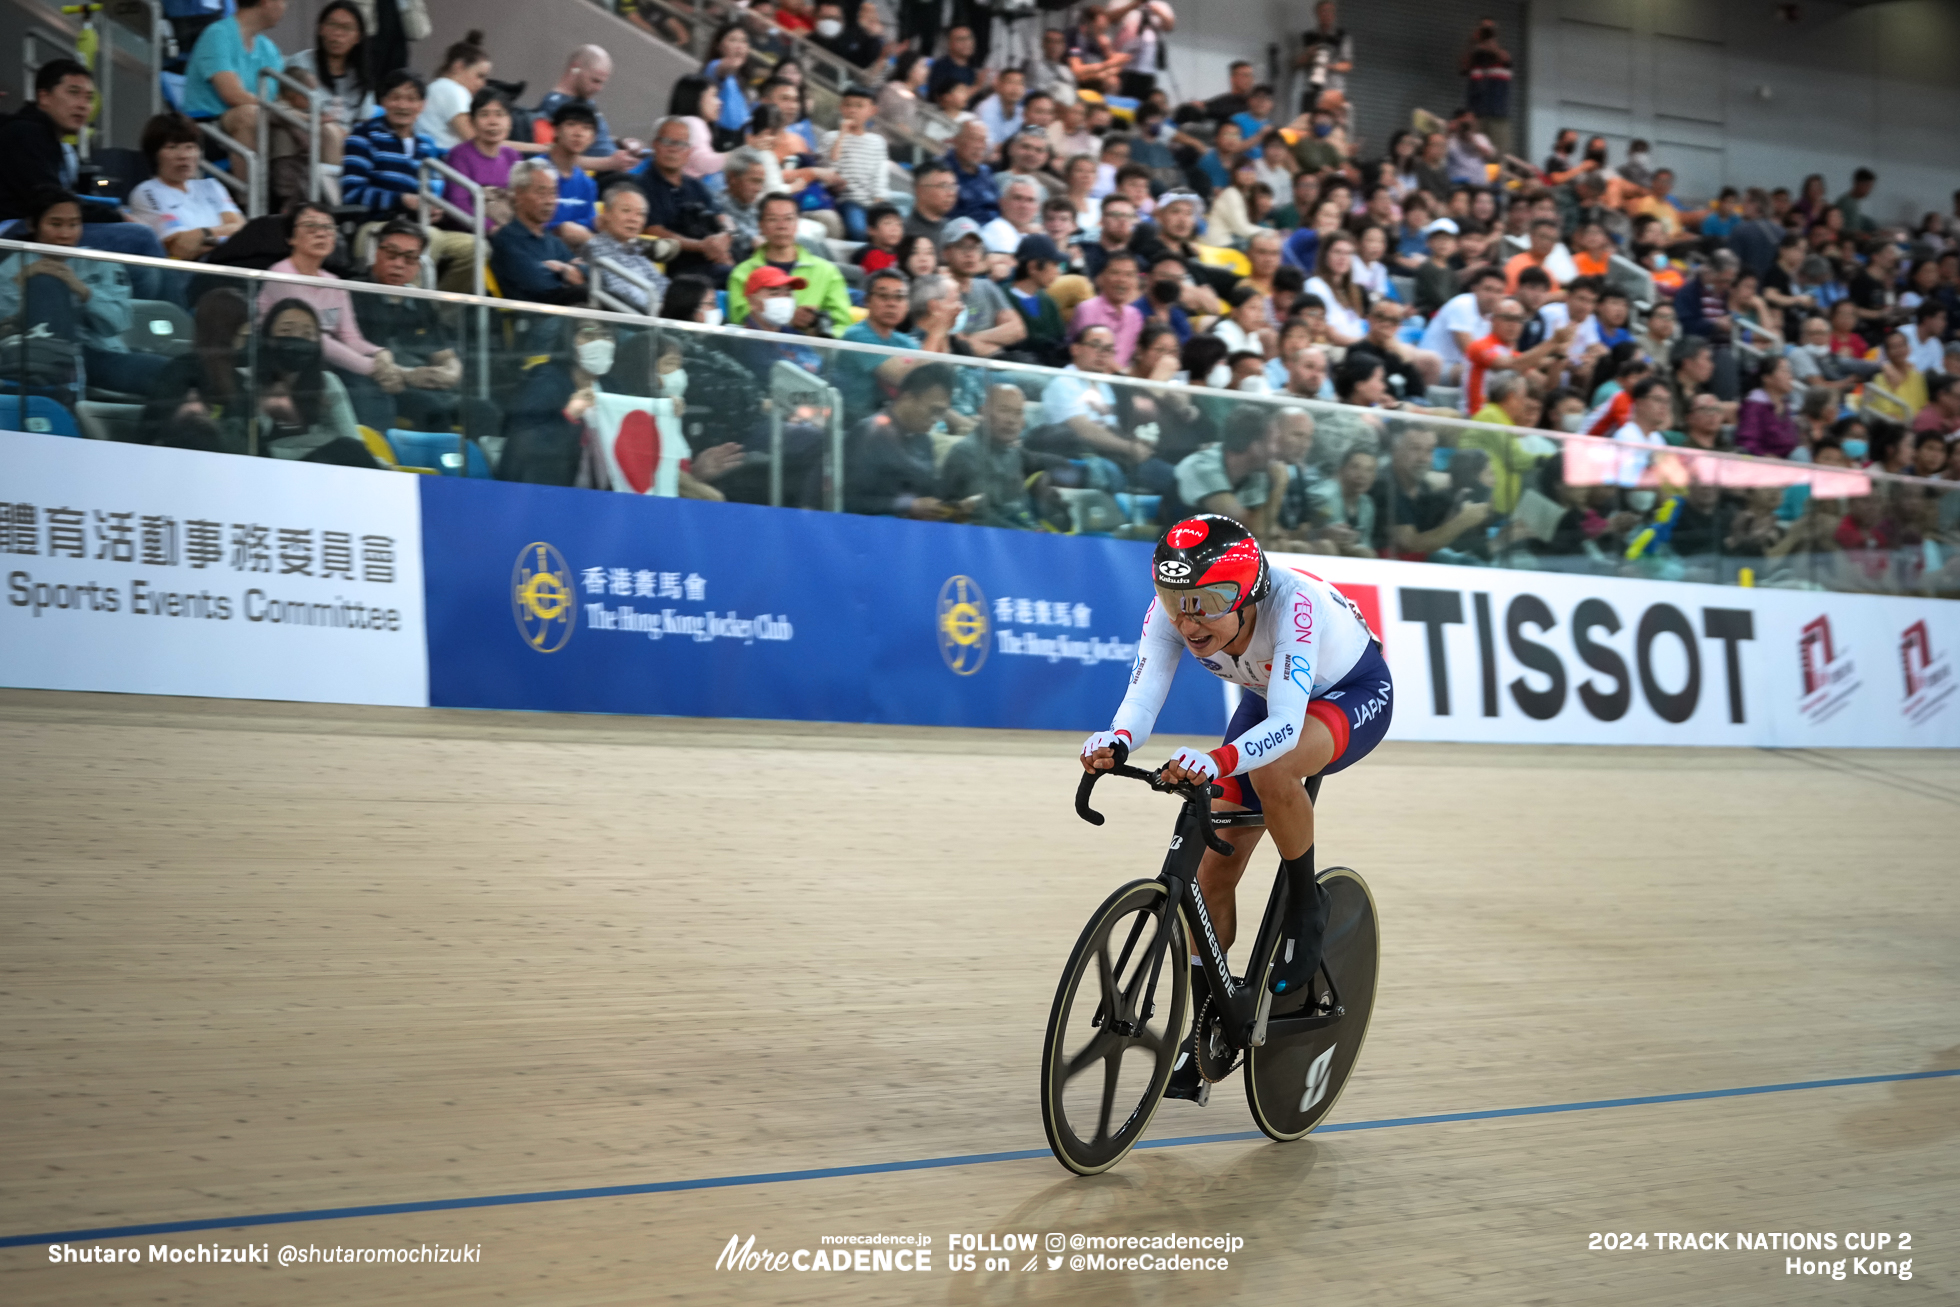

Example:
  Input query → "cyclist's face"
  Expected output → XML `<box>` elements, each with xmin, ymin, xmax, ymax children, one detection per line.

<box><xmin>1167</xmin><ymin>607</ymin><xmax>1240</xmax><ymax>656</ymax></box>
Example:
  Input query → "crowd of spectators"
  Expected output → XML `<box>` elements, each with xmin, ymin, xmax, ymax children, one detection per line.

<box><xmin>3</xmin><ymin>1</ymin><xmax>1958</xmax><ymax>593</ymax></box>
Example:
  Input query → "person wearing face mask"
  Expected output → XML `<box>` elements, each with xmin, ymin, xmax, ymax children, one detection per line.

<box><xmin>250</xmin><ymin>298</ymin><xmax>373</xmax><ymax>464</ymax></box>
<box><xmin>1136</xmin><ymin>254</ymin><xmax>1196</xmax><ymax>344</ymax></box>
<box><xmin>257</xmin><ymin>200</ymin><xmax>401</xmax><ymax>432</ymax></box>
<box><xmin>809</xmin><ymin>0</ymin><xmax>880</xmax><ymax>68</ymax></box>
<box><xmin>496</xmin><ymin>317</ymin><xmax>619</xmax><ymax>485</ymax></box>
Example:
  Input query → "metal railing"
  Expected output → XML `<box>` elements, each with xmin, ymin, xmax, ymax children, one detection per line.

<box><xmin>256</xmin><ymin>67</ymin><xmax>327</xmax><ymax>205</ymax></box>
<box><xmin>768</xmin><ymin>359</ymin><xmax>844</xmax><ymax>513</ymax></box>
<box><xmin>589</xmin><ymin>254</ymin><xmax>656</xmax><ymax>316</ymax></box>
<box><xmin>415</xmin><ymin>156</ymin><xmax>490</xmax><ymax>400</ymax></box>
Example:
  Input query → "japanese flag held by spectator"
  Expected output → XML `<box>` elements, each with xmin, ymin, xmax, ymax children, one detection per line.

<box><xmin>587</xmin><ymin>394</ymin><xmax>688</xmax><ymax>496</ymax></box>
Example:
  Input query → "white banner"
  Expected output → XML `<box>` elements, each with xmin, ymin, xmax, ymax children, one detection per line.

<box><xmin>1269</xmin><ymin>551</ymin><xmax>1959</xmax><ymax>749</ymax></box>
<box><xmin>1</xmin><ymin>432</ymin><xmax>427</xmax><ymax>707</ymax></box>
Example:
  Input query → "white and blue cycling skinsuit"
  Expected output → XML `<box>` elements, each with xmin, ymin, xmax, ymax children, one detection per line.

<box><xmin>1106</xmin><ymin>567</ymin><xmax>1392</xmax><ymax>806</ymax></box>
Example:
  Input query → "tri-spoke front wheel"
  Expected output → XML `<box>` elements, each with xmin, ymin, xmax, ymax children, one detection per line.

<box><xmin>1041</xmin><ymin>880</ymin><xmax>1189</xmax><ymax>1175</ymax></box>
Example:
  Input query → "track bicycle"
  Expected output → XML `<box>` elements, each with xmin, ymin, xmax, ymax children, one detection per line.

<box><xmin>1039</xmin><ymin>744</ymin><xmax>1380</xmax><ymax>1176</ymax></box>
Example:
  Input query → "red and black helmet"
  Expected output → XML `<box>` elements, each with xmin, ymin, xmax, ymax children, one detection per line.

<box><xmin>1152</xmin><ymin>514</ymin><xmax>1268</xmax><ymax>618</ymax></box>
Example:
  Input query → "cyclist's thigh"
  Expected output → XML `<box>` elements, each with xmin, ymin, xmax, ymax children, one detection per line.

<box><xmin>1311</xmin><ymin>640</ymin><xmax>1395</xmax><ymax>777</ymax></box>
<box><xmin>1215</xmin><ymin>690</ymin><xmax>1268</xmax><ymax>813</ymax></box>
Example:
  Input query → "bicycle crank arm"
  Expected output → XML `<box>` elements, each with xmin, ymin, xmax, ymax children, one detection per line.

<box><xmin>1247</xmin><ymin>957</ymin><xmax>1277</xmax><ymax>1047</ymax></box>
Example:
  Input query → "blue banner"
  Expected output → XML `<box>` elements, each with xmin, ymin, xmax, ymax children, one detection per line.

<box><xmin>419</xmin><ymin>478</ymin><xmax>1224</xmax><ymax>737</ymax></box>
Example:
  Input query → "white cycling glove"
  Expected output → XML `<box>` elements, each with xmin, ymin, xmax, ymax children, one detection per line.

<box><xmin>1080</xmin><ymin>729</ymin><xmax>1132</xmax><ymax>760</ymax></box>
<box><xmin>1165</xmin><ymin>746</ymin><xmax>1221</xmax><ymax>781</ymax></box>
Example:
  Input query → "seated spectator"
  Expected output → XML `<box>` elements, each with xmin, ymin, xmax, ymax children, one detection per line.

<box><xmin>353</xmin><ymin>220</ymin><xmax>470</xmax><ymax>433</ymax></box>
<box><xmin>140</xmin><ymin>287</ymin><xmax>250</xmax><ymax>450</ymax></box>
<box><xmin>489</xmin><ymin>160</ymin><xmax>587</xmax><ymax>304</ymax></box>
<box><xmin>1675</xmin><ymin>248</ymin><xmax>1740</xmax><ymax>340</ymax></box>
<box><xmin>983</xmin><ymin>178</ymin><xmax>1044</xmax><ymax>260</ymax></box>
<box><xmin>1372</xmin><ymin>424</ymin><xmax>1490</xmax><ymax>560</ymax></box>
<box><xmin>941</xmin><ymin>383</ymin><xmax>1052</xmax><ymax>529</ymax></box>
<box><xmin>1460</xmin><ymin>371</ymin><xmax>1546</xmax><ymax>512</ymax></box>
<box><xmin>584</xmin><ymin>186</ymin><xmax>670</xmax><ymax>313</ymax></box>
<box><xmin>1167</xmin><ymin>406</ymin><xmax>1280</xmax><ymax>532</ymax></box>
<box><xmin>1138</xmin><ymin>253</ymin><xmax>1198</xmax><ymax>345</ymax></box>
<box><xmin>703</xmin><ymin>25</ymin><xmax>756</xmax><ymax>138</ymax></box>
<box><xmin>129</xmin><ymin>112</ymin><xmax>245</xmax><ymax>260</ymax></box>
<box><xmin>1461</xmin><ymin>295</ymin><xmax>1570</xmax><ymax>416</ymax></box>
<box><xmin>1735</xmin><ymin>354</ymin><xmax>1802</xmax><ymax>458</ymax></box>
<box><xmin>1303</xmin><ymin>445</ymin><xmax>1380</xmax><ymax>557</ymax></box>
<box><xmin>661</xmin><ymin>74</ymin><xmax>730</xmax><ymax>180</ymax></box>
<box><xmin>1070</xmin><ymin>250</ymin><xmax>1146</xmax><ymax>368</ymax></box>
<box><xmin>284</xmin><ymin>2</ymin><xmax>374</xmax><ymax>136</ymax></box>
<box><xmin>940</xmin><ymin>219</ymin><xmax>1028</xmax><ymax>357</ymax></box>
<box><xmin>1504</xmin><ymin>218</ymin><xmax>1564</xmax><ymax>295</ymax></box>
<box><xmin>499</xmin><ymin>317</ymin><xmax>618</xmax><ymax>485</ymax></box>
<box><xmin>639</xmin><ymin>116</ymin><xmax>734</xmax><ymax>280</ymax></box>
<box><xmin>243</xmin><ymin>300</ymin><xmax>370</xmax><ymax>465</ymax></box>
<box><xmin>1210</xmin><ymin>281</ymin><xmax>1272</xmax><ymax>359</ymax></box>
<box><xmin>1866</xmin><ymin>329</ymin><xmax>1930</xmax><ymax>424</ymax></box>
<box><xmin>810</xmin><ymin>0</ymin><xmax>881</xmax><ymax>68</ymax></box>
<box><xmin>855</xmin><ymin>204</ymin><xmax>905</xmax><ymax>273</ymax></box>
<box><xmin>1029</xmin><ymin>27</ymin><xmax>1079</xmax><ymax>103</ymax></box>
<box><xmin>928</xmin><ymin>24</ymin><xmax>986</xmax><ymax>100</ymax></box>
<box><xmin>1411</xmin><ymin>218</ymin><xmax>1461</xmax><ymax>316</ymax></box>
<box><xmin>537</xmin><ymin>102</ymin><xmax>603</xmax><ymax>247</ymax></box>
<box><xmin>897</xmin><ymin>234</ymin><xmax>943</xmax><ymax>281</ymax></box>
<box><xmin>846</xmin><ymin>362</ymin><xmax>957</xmax><ymax>518</ymax></box>
<box><xmin>1081</xmin><ymin>195</ymin><xmax>1148</xmax><ymax>281</ymax></box>
<box><xmin>943</xmin><ymin>121</ymin><xmax>1002</xmax><ymax>223</ymax></box>
<box><xmin>727</xmin><ymin>192</ymin><xmax>854</xmax><ymax>334</ymax></box>
<box><xmin>1038</xmin><ymin>324</ymin><xmax>1170</xmax><ymax>488</ymax></box>
<box><xmin>975</xmin><ymin>67</ymin><xmax>1028</xmax><ymax>147</ymax></box>
<box><xmin>1003</xmin><ymin>124</ymin><xmax>1065</xmax><ymax>202</ymax></box>
<box><xmin>819</xmin><ymin>84</ymin><xmax>888</xmax><ymax>242</ymax></box>
<box><xmin>1913</xmin><ymin>373</ymin><xmax>1960</xmax><ymax>440</ymax></box>
<box><xmin>418</xmin><ymin>31</ymin><xmax>492</xmax><ymax>153</ymax></box>
<box><xmin>180</xmin><ymin>0</ymin><xmax>292</xmax><ymax>202</ymax></box>
<box><xmin>1006</xmin><ymin>234</ymin><xmax>1070</xmax><ymax>367</ymax></box>
<box><xmin>0</xmin><ymin>64</ymin><xmax>166</xmax><ymax>273</ymax></box>
<box><xmin>715</xmin><ymin>147</ymin><xmax>769</xmax><ymax>259</ymax></box>
<box><xmin>534</xmin><ymin>45</ymin><xmax>640</xmax><ymax>174</ymax></box>
<box><xmin>257</xmin><ymin>200</ymin><xmax>398</xmax><ymax>430</ymax></box>
<box><xmin>1679</xmin><ymin>391</ymin><xmax>1732</xmax><ymax>451</ymax></box>
<box><xmin>758</xmin><ymin>77</ymin><xmax>820</xmax><ymax>154</ymax></box>
<box><xmin>876</xmin><ymin>50</ymin><xmax>930</xmax><ymax>136</ymax></box>
<box><xmin>833</xmin><ymin>268</ymin><xmax>919</xmax><ymax>422</ymax></box>
<box><xmin>444</xmin><ymin>89</ymin><xmax>522</xmax><ymax>231</ymax></box>
<box><xmin>1911</xmin><ymin>429</ymin><xmax>1950</xmax><ymax>477</ymax></box>
<box><xmin>0</xmin><ymin>187</ymin><xmax>162</xmax><ymax>398</ymax></box>
<box><xmin>1306</xmin><ymin>231</ymin><xmax>1371</xmax><ymax>345</ymax></box>
<box><xmin>1900</xmin><ymin>299</ymin><xmax>1947</xmax><ymax>375</ymax></box>
<box><xmin>1350</xmin><ymin>300</ymin><xmax>1438</xmax><ymax>396</ymax></box>
<box><xmin>906</xmin><ymin>161</ymin><xmax>960</xmax><ymax>247</ymax></box>
<box><xmin>345</xmin><ymin>72</ymin><xmax>479</xmax><ymax>293</ymax></box>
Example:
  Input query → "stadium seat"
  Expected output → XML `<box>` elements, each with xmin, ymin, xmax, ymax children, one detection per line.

<box><xmin>123</xmin><ymin>300</ymin><xmax>195</xmax><ymax>357</ymax></box>
<box><xmin>75</xmin><ymin>401</ymin><xmax>145</xmax><ymax>443</ymax></box>
<box><xmin>1195</xmin><ymin>245</ymin><xmax>1252</xmax><ymax>278</ymax></box>
<box><xmin>0</xmin><ymin>395</ymin><xmax>83</xmax><ymax>437</ymax></box>
<box><xmin>356</xmin><ymin>425</ymin><xmax>403</xmax><ymax>468</ymax></box>
<box><xmin>386</xmin><ymin>429</ymin><xmax>492</xmax><ymax>477</ymax></box>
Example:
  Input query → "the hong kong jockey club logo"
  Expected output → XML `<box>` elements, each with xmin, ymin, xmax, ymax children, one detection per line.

<box><xmin>512</xmin><ymin>541</ymin><xmax>576</xmax><ymax>653</ymax></box>
<box><xmin>937</xmin><ymin>574</ymin><xmax>990</xmax><ymax>676</ymax></box>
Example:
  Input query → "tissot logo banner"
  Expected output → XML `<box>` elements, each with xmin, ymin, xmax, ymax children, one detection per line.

<box><xmin>1267</xmin><ymin>552</ymin><xmax>1960</xmax><ymax>748</ymax></box>
<box><xmin>0</xmin><ymin>431</ymin><xmax>426</xmax><ymax>706</ymax></box>
<box><xmin>418</xmin><ymin>478</ymin><xmax>1218</xmax><ymax>732</ymax></box>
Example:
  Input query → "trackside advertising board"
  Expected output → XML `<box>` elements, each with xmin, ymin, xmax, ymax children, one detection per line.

<box><xmin>417</xmin><ymin>476</ymin><xmax>1225</xmax><ymax>734</ymax></box>
<box><xmin>0</xmin><ymin>431</ymin><xmax>426</xmax><ymax>706</ymax></box>
<box><xmin>1266</xmin><ymin>551</ymin><xmax>1960</xmax><ymax>749</ymax></box>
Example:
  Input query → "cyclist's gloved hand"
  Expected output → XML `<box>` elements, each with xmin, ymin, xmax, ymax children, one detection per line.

<box><xmin>1080</xmin><ymin>729</ymin><xmax>1131</xmax><ymax>772</ymax></box>
<box><xmin>1161</xmin><ymin>747</ymin><xmax>1221</xmax><ymax>785</ymax></box>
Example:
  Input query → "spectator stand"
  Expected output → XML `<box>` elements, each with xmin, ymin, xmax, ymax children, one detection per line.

<box><xmin>412</xmin><ymin>157</ymin><xmax>492</xmax><ymax>406</ymax></box>
<box><xmin>587</xmin><ymin>255</ymin><xmax>657</xmax><ymax>316</ymax></box>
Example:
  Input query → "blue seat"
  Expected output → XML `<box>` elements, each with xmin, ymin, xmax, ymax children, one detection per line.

<box><xmin>385</xmin><ymin>429</ymin><xmax>491</xmax><ymax>477</ymax></box>
<box><xmin>0</xmin><ymin>395</ymin><xmax>82</xmax><ymax>438</ymax></box>
<box><xmin>1115</xmin><ymin>492</ymin><xmax>1162</xmax><ymax>523</ymax></box>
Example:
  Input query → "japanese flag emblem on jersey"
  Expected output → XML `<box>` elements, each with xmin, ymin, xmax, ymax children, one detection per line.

<box><xmin>587</xmin><ymin>394</ymin><xmax>689</xmax><ymax>497</ymax></box>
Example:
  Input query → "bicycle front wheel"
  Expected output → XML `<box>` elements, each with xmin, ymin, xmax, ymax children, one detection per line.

<box><xmin>1243</xmin><ymin>866</ymin><xmax>1380</xmax><ymax>1142</ymax></box>
<box><xmin>1040</xmin><ymin>879</ymin><xmax>1190</xmax><ymax>1176</ymax></box>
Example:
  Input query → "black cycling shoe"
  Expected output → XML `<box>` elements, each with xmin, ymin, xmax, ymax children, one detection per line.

<box><xmin>1164</xmin><ymin>1033</ymin><xmax>1211</xmax><ymax>1105</ymax></box>
<box><xmin>1269</xmin><ymin>874</ymin><xmax>1331</xmax><ymax>998</ymax></box>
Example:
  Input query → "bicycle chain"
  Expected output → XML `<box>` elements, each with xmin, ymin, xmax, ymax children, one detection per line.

<box><xmin>1193</xmin><ymin>993</ymin><xmax>1241</xmax><ymax>1082</ymax></box>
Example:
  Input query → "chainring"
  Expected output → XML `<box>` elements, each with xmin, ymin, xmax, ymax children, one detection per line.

<box><xmin>1193</xmin><ymin>993</ymin><xmax>1242</xmax><ymax>1082</ymax></box>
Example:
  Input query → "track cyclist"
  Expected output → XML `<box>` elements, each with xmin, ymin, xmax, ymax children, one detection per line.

<box><xmin>1080</xmin><ymin>514</ymin><xmax>1393</xmax><ymax>1103</ymax></box>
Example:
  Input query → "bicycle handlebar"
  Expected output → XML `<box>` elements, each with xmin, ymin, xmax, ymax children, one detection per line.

<box><xmin>1074</xmin><ymin>741</ymin><xmax>1235</xmax><ymax>855</ymax></box>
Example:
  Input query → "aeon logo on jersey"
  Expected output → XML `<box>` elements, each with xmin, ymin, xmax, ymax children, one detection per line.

<box><xmin>1900</xmin><ymin>619</ymin><xmax>1953</xmax><ymax>726</ymax></box>
<box><xmin>1292</xmin><ymin>593</ymin><xmax>1314</xmax><ymax>642</ymax></box>
<box><xmin>1797</xmin><ymin>615</ymin><xmax>1859</xmax><ymax>725</ymax></box>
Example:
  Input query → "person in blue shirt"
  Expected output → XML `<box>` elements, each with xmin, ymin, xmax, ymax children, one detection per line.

<box><xmin>541</xmin><ymin>101</ymin><xmax>602</xmax><ymax>243</ymax></box>
<box><xmin>181</xmin><ymin>0</ymin><xmax>288</xmax><ymax>194</ymax></box>
<box><xmin>943</xmin><ymin>121</ymin><xmax>1001</xmax><ymax>224</ymax></box>
<box><xmin>489</xmin><ymin>159</ymin><xmax>587</xmax><ymax>304</ymax></box>
<box><xmin>704</xmin><ymin>23</ymin><xmax>754</xmax><ymax>138</ymax></box>
<box><xmin>1197</xmin><ymin>120</ymin><xmax>1246</xmax><ymax>195</ymax></box>
<box><xmin>1229</xmin><ymin>85</ymin><xmax>1278</xmax><ymax>147</ymax></box>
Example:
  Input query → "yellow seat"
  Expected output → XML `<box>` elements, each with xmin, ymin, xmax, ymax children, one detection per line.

<box><xmin>1195</xmin><ymin>245</ymin><xmax>1252</xmax><ymax>278</ymax></box>
<box><xmin>357</xmin><ymin>425</ymin><xmax>400</xmax><ymax>468</ymax></box>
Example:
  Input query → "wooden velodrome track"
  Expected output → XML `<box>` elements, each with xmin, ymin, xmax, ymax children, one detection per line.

<box><xmin>0</xmin><ymin>687</ymin><xmax>1955</xmax><ymax>1305</ymax></box>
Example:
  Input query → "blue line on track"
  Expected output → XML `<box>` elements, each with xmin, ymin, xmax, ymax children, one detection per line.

<box><xmin>4</xmin><ymin>1068</ymin><xmax>1953</xmax><ymax>1249</ymax></box>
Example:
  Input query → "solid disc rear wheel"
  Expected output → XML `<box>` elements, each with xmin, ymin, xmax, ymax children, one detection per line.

<box><xmin>1243</xmin><ymin>867</ymin><xmax>1379</xmax><ymax>1142</ymax></box>
<box><xmin>1041</xmin><ymin>880</ymin><xmax>1190</xmax><ymax>1175</ymax></box>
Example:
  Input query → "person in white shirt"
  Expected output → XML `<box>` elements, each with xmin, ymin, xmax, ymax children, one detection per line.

<box><xmin>1611</xmin><ymin>376</ymin><xmax>1672</xmax><ymax>488</ymax></box>
<box><xmin>128</xmin><ymin>112</ymin><xmax>245</xmax><ymax>260</ymax></box>
<box><xmin>1900</xmin><ymin>300</ymin><xmax>1948</xmax><ymax>375</ymax></box>
<box><xmin>1304</xmin><ymin>231</ymin><xmax>1370</xmax><ymax>345</ymax></box>
<box><xmin>1418</xmin><ymin>266</ymin><xmax>1504</xmax><ymax>383</ymax></box>
<box><xmin>416</xmin><ymin>31</ymin><xmax>490</xmax><ymax>153</ymax></box>
<box><xmin>981</xmin><ymin>177</ymin><xmax>1042</xmax><ymax>256</ymax></box>
<box><xmin>1210</xmin><ymin>282</ymin><xmax>1272</xmax><ymax>357</ymax></box>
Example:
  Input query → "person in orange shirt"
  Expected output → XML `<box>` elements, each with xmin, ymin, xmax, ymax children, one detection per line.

<box><xmin>1464</xmin><ymin>294</ymin><xmax>1573</xmax><ymax>412</ymax></box>
<box><xmin>1503</xmin><ymin>218</ymin><xmax>1563</xmax><ymax>295</ymax></box>
<box><xmin>1570</xmin><ymin>219</ymin><xmax>1613</xmax><ymax>279</ymax></box>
